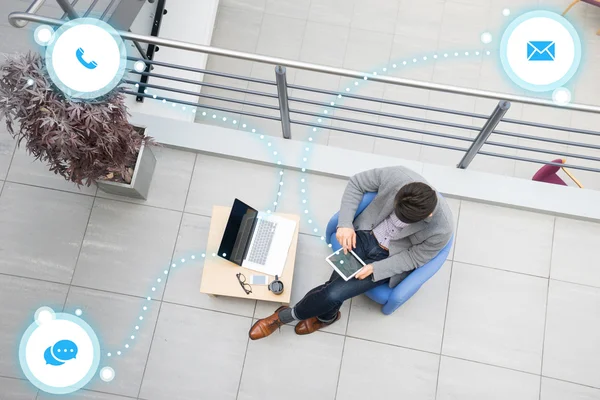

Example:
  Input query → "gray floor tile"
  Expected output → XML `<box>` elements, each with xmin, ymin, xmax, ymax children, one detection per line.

<box><xmin>97</xmin><ymin>147</ymin><xmax>195</xmax><ymax>212</ymax></box>
<box><xmin>327</xmin><ymin>78</ymin><xmax>384</xmax><ymax>153</ymax></box>
<box><xmin>541</xmin><ymin>377</ymin><xmax>600</xmax><ymax>400</ymax></box>
<box><xmin>395</xmin><ymin>0</ymin><xmax>444</xmax><ymax>41</ymax></box>
<box><xmin>477</xmin><ymin>55</ymin><xmax>519</xmax><ymax>94</ymax></box>
<box><xmin>253</xmin><ymin>233</ymin><xmax>351</xmax><ymax>335</ymax></box>
<box><xmin>444</xmin><ymin>197</ymin><xmax>461</xmax><ymax>260</ymax></box>
<box><xmin>163</xmin><ymin>213</ymin><xmax>257</xmax><ymax>317</ymax></box>
<box><xmin>351</xmin><ymin>0</ymin><xmax>400</xmax><ymax>34</ymax></box>
<box><xmin>197</xmin><ymin>53</ymin><xmax>252</xmax><ymax>122</ymax></box>
<box><xmin>543</xmin><ymin>280</ymin><xmax>600</xmax><ymax>388</ymax></box>
<box><xmin>468</xmin><ymin>137</ymin><xmax>519</xmax><ymax>177</ymax></box>
<box><xmin>275</xmin><ymin>169</ymin><xmax>348</xmax><ymax>237</ymax></box>
<box><xmin>139</xmin><ymin>303</ymin><xmax>250</xmax><ymax>400</ymax></box>
<box><xmin>436</xmin><ymin>356</ymin><xmax>540</xmax><ymax>400</ymax></box>
<box><xmin>565</xmin><ymin>145</ymin><xmax>600</xmax><ymax>192</ymax></box>
<box><xmin>327</xmin><ymin>130</ymin><xmax>377</xmax><ymax>153</ymax></box>
<box><xmin>454</xmin><ymin>201</ymin><xmax>554</xmax><ymax>277</ymax></box>
<box><xmin>388</xmin><ymin>34</ymin><xmax>437</xmax><ymax>81</ymax></box>
<box><xmin>551</xmin><ymin>217</ymin><xmax>600</xmax><ymax>288</ymax></box>
<box><xmin>219</xmin><ymin>0</ymin><xmax>266</xmax><ymax>13</ymax></box>
<box><xmin>308</xmin><ymin>0</ymin><xmax>356</xmax><ymax>27</ymax></box>
<box><xmin>343</xmin><ymin>28</ymin><xmax>394</xmax><ymax>71</ymax></box>
<box><xmin>0</xmin><ymin>275</ymin><xmax>68</xmax><ymax>378</ymax></box>
<box><xmin>432</xmin><ymin>50</ymin><xmax>482</xmax><ymax>88</ymax></box>
<box><xmin>291</xmin><ymin>122</ymin><xmax>331</xmax><ymax>146</ymax></box>
<box><xmin>72</xmin><ymin>199</ymin><xmax>181</xmax><ymax>298</ymax></box>
<box><xmin>439</xmin><ymin>1</ymin><xmax>489</xmax><ymax>48</ymax></box>
<box><xmin>265</xmin><ymin>0</ymin><xmax>311</xmax><ymax>20</ymax></box>
<box><xmin>238</xmin><ymin>325</ymin><xmax>344</xmax><ymax>400</ymax></box>
<box><xmin>0</xmin><ymin>183</ymin><xmax>93</xmax><ymax>283</ymax></box>
<box><xmin>38</xmin><ymin>389</ymin><xmax>136</xmax><ymax>400</ymax></box>
<box><xmin>299</xmin><ymin>21</ymin><xmax>350</xmax><ymax>67</ymax></box>
<box><xmin>346</xmin><ymin>261</ymin><xmax>451</xmax><ymax>353</ymax></box>
<box><xmin>418</xmin><ymin>132</ymin><xmax>469</xmax><ymax>170</ymax></box>
<box><xmin>336</xmin><ymin>337</ymin><xmax>438</xmax><ymax>400</ymax></box>
<box><xmin>372</xmin><ymin>85</ymin><xmax>431</xmax><ymax>162</ymax></box>
<box><xmin>236</xmin><ymin>113</ymin><xmax>286</xmax><ymax>140</ymax></box>
<box><xmin>442</xmin><ymin>263</ymin><xmax>547</xmax><ymax>374</ymax></box>
<box><xmin>63</xmin><ymin>287</ymin><xmax>160</xmax><ymax>398</ymax></box>
<box><xmin>372</xmin><ymin>135</ymin><xmax>423</xmax><ymax>162</ymax></box>
<box><xmin>185</xmin><ymin>155</ymin><xmax>280</xmax><ymax>216</ymax></box>
<box><xmin>288</xmin><ymin>70</ymin><xmax>340</xmax><ymax>145</ymax></box>
<box><xmin>211</xmin><ymin>5</ymin><xmax>264</xmax><ymax>52</ymax></box>
<box><xmin>8</xmin><ymin>146</ymin><xmax>97</xmax><ymax>196</ymax></box>
<box><xmin>0</xmin><ymin>377</ymin><xmax>38</xmax><ymax>400</ymax></box>
<box><xmin>419</xmin><ymin>94</ymin><xmax>475</xmax><ymax>168</ymax></box>
<box><xmin>0</xmin><ymin>20</ymin><xmax>37</xmax><ymax>55</ymax></box>
<box><xmin>0</xmin><ymin>125</ymin><xmax>15</xmax><ymax>181</ymax></box>
<box><xmin>255</xmin><ymin>13</ymin><xmax>307</xmax><ymax>60</ymax></box>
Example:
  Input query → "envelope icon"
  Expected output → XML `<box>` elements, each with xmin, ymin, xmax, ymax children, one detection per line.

<box><xmin>527</xmin><ymin>41</ymin><xmax>555</xmax><ymax>61</ymax></box>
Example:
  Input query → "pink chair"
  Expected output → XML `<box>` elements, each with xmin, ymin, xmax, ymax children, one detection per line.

<box><xmin>563</xmin><ymin>0</ymin><xmax>600</xmax><ymax>35</ymax></box>
<box><xmin>532</xmin><ymin>158</ymin><xmax>584</xmax><ymax>188</ymax></box>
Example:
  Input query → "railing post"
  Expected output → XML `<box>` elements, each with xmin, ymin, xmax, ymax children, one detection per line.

<box><xmin>275</xmin><ymin>66</ymin><xmax>292</xmax><ymax>139</ymax></box>
<box><xmin>55</xmin><ymin>0</ymin><xmax>80</xmax><ymax>20</ymax></box>
<box><xmin>457</xmin><ymin>100</ymin><xmax>511</xmax><ymax>169</ymax></box>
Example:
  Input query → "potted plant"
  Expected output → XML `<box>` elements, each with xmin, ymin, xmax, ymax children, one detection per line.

<box><xmin>0</xmin><ymin>52</ymin><xmax>156</xmax><ymax>199</ymax></box>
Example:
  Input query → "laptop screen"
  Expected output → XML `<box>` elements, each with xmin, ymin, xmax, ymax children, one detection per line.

<box><xmin>218</xmin><ymin>199</ymin><xmax>258</xmax><ymax>265</ymax></box>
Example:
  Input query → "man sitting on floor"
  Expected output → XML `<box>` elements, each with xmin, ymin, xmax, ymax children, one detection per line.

<box><xmin>249</xmin><ymin>166</ymin><xmax>454</xmax><ymax>340</ymax></box>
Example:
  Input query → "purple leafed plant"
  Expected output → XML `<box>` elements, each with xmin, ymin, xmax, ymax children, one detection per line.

<box><xmin>0</xmin><ymin>52</ymin><xmax>154</xmax><ymax>186</ymax></box>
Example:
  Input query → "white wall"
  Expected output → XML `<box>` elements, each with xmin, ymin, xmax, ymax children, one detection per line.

<box><xmin>124</xmin><ymin>0</ymin><xmax>220</xmax><ymax>122</ymax></box>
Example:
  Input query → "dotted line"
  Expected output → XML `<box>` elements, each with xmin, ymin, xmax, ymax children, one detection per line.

<box><xmin>106</xmin><ymin>253</ymin><xmax>200</xmax><ymax>357</ymax></box>
<box><xmin>106</xmin><ymin>81</ymin><xmax>288</xmax><ymax>357</ymax></box>
<box><xmin>298</xmin><ymin>49</ymin><xmax>492</xmax><ymax>248</ymax></box>
<box><xmin>113</xmin><ymin>48</ymin><xmax>494</xmax><ymax>357</ymax></box>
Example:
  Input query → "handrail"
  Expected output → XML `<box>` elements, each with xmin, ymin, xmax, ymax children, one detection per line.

<box><xmin>9</xmin><ymin>0</ymin><xmax>47</xmax><ymax>27</ymax></box>
<box><xmin>8</xmin><ymin>12</ymin><xmax>600</xmax><ymax>115</ymax></box>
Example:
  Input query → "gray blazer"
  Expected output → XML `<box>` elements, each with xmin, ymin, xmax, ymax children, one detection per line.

<box><xmin>337</xmin><ymin>166</ymin><xmax>454</xmax><ymax>288</ymax></box>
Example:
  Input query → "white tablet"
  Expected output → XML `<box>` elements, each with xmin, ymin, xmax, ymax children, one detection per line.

<box><xmin>325</xmin><ymin>249</ymin><xmax>367</xmax><ymax>281</ymax></box>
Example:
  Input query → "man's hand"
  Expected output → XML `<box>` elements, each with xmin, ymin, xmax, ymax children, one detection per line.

<box><xmin>355</xmin><ymin>264</ymin><xmax>373</xmax><ymax>280</ymax></box>
<box><xmin>336</xmin><ymin>227</ymin><xmax>356</xmax><ymax>254</ymax></box>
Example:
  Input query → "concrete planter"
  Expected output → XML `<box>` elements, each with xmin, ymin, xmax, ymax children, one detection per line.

<box><xmin>96</xmin><ymin>142</ymin><xmax>157</xmax><ymax>200</ymax></box>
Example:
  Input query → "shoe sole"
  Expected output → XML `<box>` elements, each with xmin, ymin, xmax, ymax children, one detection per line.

<box><xmin>248</xmin><ymin>305</ymin><xmax>288</xmax><ymax>340</ymax></box>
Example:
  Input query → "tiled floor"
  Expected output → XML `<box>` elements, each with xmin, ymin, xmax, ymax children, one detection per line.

<box><xmin>1</xmin><ymin>1</ymin><xmax>600</xmax><ymax>399</ymax></box>
<box><xmin>0</xmin><ymin>135</ymin><xmax>599</xmax><ymax>399</ymax></box>
<box><xmin>198</xmin><ymin>0</ymin><xmax>600</xmax><ymax>190</ymax></box>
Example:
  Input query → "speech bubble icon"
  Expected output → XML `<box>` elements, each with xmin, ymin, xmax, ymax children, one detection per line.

<box><xmin>44</xmin><ymin>346</ymin><xmax>65</xmax><ymax>366</ymax></box>
<box><xmin>52</xmin><ymin>339</ymin><xmax>78</xmax><ymax>361</ymax></box>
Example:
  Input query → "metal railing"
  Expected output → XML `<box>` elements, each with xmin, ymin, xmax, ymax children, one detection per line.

<box><xmin>8</xmin><ymin>3</ymin><xmax>600</xmax><ymax>176</ymax></box>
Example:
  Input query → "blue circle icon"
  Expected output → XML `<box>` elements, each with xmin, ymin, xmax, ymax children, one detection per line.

<box><xmin>45</xmin><ymin>18</ymin><xmax>127</xmax><ymax>99</ymax></box>
<box><xmin>19</xmin><ymin>308</ymin><xmax>101</xmax><ymax>395</ymax></box>
<box><xmin>500</xmin><ymin>10</ymin><xmax>582</xmax><ymax>92</ymax></box>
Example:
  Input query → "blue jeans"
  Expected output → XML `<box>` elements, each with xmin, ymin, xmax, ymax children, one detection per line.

<box><xmin>293</xmin><ymin>230</ymin><xmax>389</xmax><ymax>321</ymax></box>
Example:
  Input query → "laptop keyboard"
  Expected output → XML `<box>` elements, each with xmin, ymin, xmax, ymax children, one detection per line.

<box><xmin>247</xmin><ymin>219</ymin><xmax>277</xmax><ymax>266</ymax></box>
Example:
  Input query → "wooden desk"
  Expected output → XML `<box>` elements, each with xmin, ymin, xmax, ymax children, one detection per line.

<box><xmin>200</xmin><ymin>206</ymin><xmax>300</xmax><ymax>305</ymax></box>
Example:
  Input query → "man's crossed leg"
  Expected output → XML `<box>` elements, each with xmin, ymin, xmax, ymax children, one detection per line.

<box><xmin>249</xmin><ymin>230</ymin><xmax>389</xmax><ymax>340</ymax></box>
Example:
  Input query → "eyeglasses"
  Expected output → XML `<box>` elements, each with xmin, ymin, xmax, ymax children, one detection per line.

<box><xmin>236</xmin><ymin>273</ymin><xmax>252</xmax><ymax>295</ymax></box>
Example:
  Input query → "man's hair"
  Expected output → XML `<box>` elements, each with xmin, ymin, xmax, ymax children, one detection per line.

<box><xmin>394</xmin><ymin>182</ymin><xmax>438</xmax><ymax>224</ymax></box>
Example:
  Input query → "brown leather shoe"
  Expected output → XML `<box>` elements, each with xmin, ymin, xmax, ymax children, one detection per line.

<box><xmin>248</xmin><ymin>306</ymin><xmax>288</xmax><ymax>340</ymax></box>
<box><xmin>295</xmin><ymin>312</ymin><xmax>341</xmax><ymax>335</ymax></box>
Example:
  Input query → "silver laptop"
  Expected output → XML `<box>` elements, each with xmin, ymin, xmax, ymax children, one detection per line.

<box><xmin>218</xmin><ymin>199</ymin><xmax>296</xmax><ymax>275</ymax></box>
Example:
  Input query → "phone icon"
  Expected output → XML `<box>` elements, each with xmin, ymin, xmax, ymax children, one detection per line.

<box><xmin>75</xmin><ymin>47</ymin><xmax>98</xmax><ymax>70</ymax></box>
